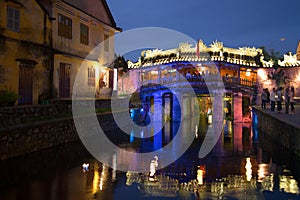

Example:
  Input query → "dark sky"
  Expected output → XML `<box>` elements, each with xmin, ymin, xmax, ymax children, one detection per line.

<box><xmin>107</xmin><ymin>0</ymin><xmax>300</xmax><ymax>59</ymax></box>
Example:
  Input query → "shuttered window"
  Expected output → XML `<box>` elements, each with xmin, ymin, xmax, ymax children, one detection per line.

<box><xmin>7</xmin><ymin>6</ymin><xmax>20</xmax><ymax>32</ymax></box>
<box><xmin>80</xmin><ymin>23</ymin><xmax>89</xmax><ymax>45</ymax></box>
<box><xmin>58</xmin><ymin>13</ymin><xmax>72</xmax><ymax>39</ymax></box>
<box><xmin>88</xmin><ymin>67</ymin><xmax>95</xmax><ymax>87</ymax></box>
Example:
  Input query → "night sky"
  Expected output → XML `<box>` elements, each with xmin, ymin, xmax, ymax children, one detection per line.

<box><xmin>107</xmin><ymin>0</ymin><xmax>300</xmax><ymax>59</ymax></box>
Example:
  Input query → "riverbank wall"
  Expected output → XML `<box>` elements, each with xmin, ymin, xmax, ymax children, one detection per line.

<box><xmin>252</xmin><ymin>106</ymin><xmax>300</xmax><ymax>158</ymax></box>
<box><xmin>0</xmin><ymin>99</ymin><xmax>130</xmax><ymax>160</ymax></box>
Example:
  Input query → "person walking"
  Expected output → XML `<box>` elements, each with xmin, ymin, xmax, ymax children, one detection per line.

<box><xmin>290</xmin><ymin>86</ymin><xmax>295</xmax><ymax>114</ymax></box>
<box><xmin>270</xmin><ymin>88</ymin><xmax>276</xmax><ymax>112</ymax></box>
<box><xmin>284</xmin><ymin>87</ymin><xmax>290</xmax><ymax>114</ymax></box>
<box><xmin>277</xmin><ymin>87</ymin><xmax>283</xmax><ymax>113</ymax></box>
<box><xmin>261</xmin><ymin>89</ymin><xmax>267</xmax><ymax>110</ymax></box>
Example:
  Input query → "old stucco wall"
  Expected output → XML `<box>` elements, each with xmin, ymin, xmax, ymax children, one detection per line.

<box><xmin>0</xmin><ymin>0</ymin><xmax>53</xmax><ymax>104</ymax></box>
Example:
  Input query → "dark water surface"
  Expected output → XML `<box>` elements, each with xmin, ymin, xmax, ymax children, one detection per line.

<box><xmin>0</xmin><ymin>118</ymin><xmax>300</xmax><ymax>200</ymax></box>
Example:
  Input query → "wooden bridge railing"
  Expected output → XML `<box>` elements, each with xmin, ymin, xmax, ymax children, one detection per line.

<box><xmin>142</xmin><ymin>75</ymin><xmax>256</xmax><ymax>88</ymax></box>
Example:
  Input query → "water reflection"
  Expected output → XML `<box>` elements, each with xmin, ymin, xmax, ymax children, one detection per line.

<box><xmin>92</xmin><ymin>169</ymin><xmax>100</xmax><ymax>194</ymax></box>
<box><xmin>280</xmin><ymin>174</ymin><xmax>299</xmax><ymax>194</ymax></box>
<box><xmin>245</xmin><ymin>157</ymin><xmax>252</xmax><ymax>182</ymax></box>
<box><xmin>196</xmin><ymin>165</ymin><xmax>205</xmax><ymax>185</ymax></box>
<box><xmin>0</xmin><ymin>118</ymin><xmax>300</xmax><ymax>199</ymax></box>
<box><xmin>82</xmin><ymin>163</ymin><xmax>90</xmax><ymax>172</ymax></box>
<box><xmin>111</xmin><ymin>117</ymin><xmax>300</xmax><ymax>199</ymax></box>
<box><xmin>258</xmin><ymin>163</ymin><xmax>270</xmax><ymax>183</ymax></box>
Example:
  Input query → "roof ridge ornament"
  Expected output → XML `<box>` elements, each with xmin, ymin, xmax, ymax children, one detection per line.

<box><xmin>127</xmin><ymin>40</ymin><xmax>300</xmax><ymax>68</ymax></box>
<box><xmin>260</xmin><ymin>55</ymin><xmax>274</xmax><ymax>68</ymax></box>
<box><xmin>278</xmin><ymin>52</ymin><xmax>300</xmax><ymax>67</ymax></box>
<box><xmin>209</xmin><ymin>40</ymin><xmax>223</xmax><ymax>51</ymax></box>
<box><xmin>179</xmin><ymin>42</ymin><xmax>194</xmax><ymax>53</ymax></box>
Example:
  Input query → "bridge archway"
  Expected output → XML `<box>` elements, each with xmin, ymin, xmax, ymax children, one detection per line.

<box><xmin>162</xmin><ymin>92</ymin><xmax>173</xmax><ymax>143</ymax></box>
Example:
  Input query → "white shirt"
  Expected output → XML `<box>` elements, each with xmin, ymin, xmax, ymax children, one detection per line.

<box><xmin>270</xmin><ymin>91</ymin><xmax>276</xmax><ymax>101</ymax></box>
<box><xmin>277</xmin><ymin>90</ymin><xmax>283</xmax><ymax>101</ymax></box>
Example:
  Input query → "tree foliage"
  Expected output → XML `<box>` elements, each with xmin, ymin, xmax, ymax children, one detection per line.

<box><xmin>260</xmin><ymin>46</ymin><xmax>283</xmax><ymax>69</ymax></box>
<box><xmin>260</xmin><ymin>46</ymin><xmax>287</xmax><ymax>87</ymax></box>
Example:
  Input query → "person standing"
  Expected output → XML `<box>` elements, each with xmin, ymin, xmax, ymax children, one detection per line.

<box><xmin>284</xmin><ymin>87</ymin><xmax>290</xmax><ymax>114</ymax></box>
<box><xmin>186</xmin><ymin>71</ymin><xmax>192</xmax><ymax>78</ymax></box>
<box><xmin>261</xmin><ymin>89</ymin><xmax>267</xmax><ymax>110</ymax></box>
<box><xmin>270</xmin><ymin>88</ymin><xmax>276</xmax><ymax>112</ymax></box>
<box><xmin>265</xmin><ymin>88</ymin><xmax>270</xmax><ymax>109</ymax></box>
<box><xmin>277</xmin><ymin>87</ymin><xmax>283</xmax><ymax>113</ymax></box>
<box><xmin>290</xmin><ymin>86</ymin><xmax>295</xmax><ymax>114</ymax></box>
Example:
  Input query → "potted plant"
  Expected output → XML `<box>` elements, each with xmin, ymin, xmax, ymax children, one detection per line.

<box><xmin>0</xmin><ymin>90</ymin><xmax>19</xmax><ymax>107</ymax></box>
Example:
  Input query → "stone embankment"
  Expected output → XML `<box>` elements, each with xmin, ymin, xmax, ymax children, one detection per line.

<box><xmin>0</xmin><ymin>99</ymin><xmax>130</xmax><ymax>160</ymax></box>
<box><xmin>252</xmin><ymin>106</ymin><xmax>300</xmax><ymax>158</ymax></box>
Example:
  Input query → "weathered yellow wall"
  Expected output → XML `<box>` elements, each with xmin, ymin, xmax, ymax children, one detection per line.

<box><xmin>52</xmin><ymin>1</ymin><xmax>117</xmax><ymax>98</ymax></box>
<box><xmin>53</xmin><ymin>54</ymin><xmax>111</xmax><ymax>98</ymax></box>
<box><xmin>0</xmin><ymin>0</ymin><xmax>50</xmax><ymax>44</ymax></box>
<box><xmin>52</xmin><ymin>1</ymin><xmax>116</xmax><ymax>59</ymax></box>
<box><xmin>0</xmin><ymin>0</ymin><xmax>52</xmax><ymax>104</ymax></box>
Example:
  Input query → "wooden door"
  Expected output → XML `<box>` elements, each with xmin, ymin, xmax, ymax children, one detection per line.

<box><xmin>59</xmin><ymin>63</ymin><xmax>71</xmax><ymax>98</ymax></box>
<box><xmin>19</xmin><ymin>65</ymin><xmax>33</xmax><ymax>104</ymax></box>
<box><xmin>109</xmin><ymin>70</ymin><xmax>113</xmax><ymax>89</ymax></box>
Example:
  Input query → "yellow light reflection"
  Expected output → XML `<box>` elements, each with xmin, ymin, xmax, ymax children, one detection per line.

<box><xmin>126</xmin><ymin>172</ymin><xmax>132</xmax><ymax>186</ymax></box>
<box><xmin>280</xmin><ymin>175</ymin><xmax>300</xmax><ymax>194</ymax></box>
<box><xmin>245</xmin><ymin>157</ymin><xmax>252</xmax><ymax>182</ymax></box>
<box><xmin>92</xmin><ymin>171</ymin><xmax>99</xmax><ymax>194</ymax></box>
<box><xmin>99</xmin><ymin>165</ymin><xmax>107</xmax><ymax>191</ymax></box>
<box><xmin>257</xmin><ymin>163</ymin><xmax>269</xmax><ymax>183</ymax></box>
<box><xmin>197</xmin><ymin>165</ymin><xmax>206</xmax><ymax>185</ymax></box>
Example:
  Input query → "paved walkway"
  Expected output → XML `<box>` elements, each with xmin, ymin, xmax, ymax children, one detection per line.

<box><xmin>253</xmin><ymin>104</ymin><xmax>300</xmax><ymax>129</ymax></box>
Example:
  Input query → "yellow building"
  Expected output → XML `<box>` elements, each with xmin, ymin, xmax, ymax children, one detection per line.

<box><xmin>0</xmin><ymin>0</ymin><xmax>53</xmax><ymax>105</ymax></box>
<box><xmin>0</xmin><ymin>0</ymin><xmax>121</xmax><ymax>105</ymax></box>
<box><xmin>49</xmin><ymin>0</ymin><xmax>121</xmax><ymax>99</ymax></box>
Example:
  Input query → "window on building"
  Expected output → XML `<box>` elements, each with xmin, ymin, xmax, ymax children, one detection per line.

<box><xmin>58</xmin><ymin>13</ymin><xmax>72</xmax><ymax>39</ymax></box>
<box><xmin>0</xmin><ymin>65</ymin><xmax>5</xmax><ymax>83</ymax></box>
<box><xmin>80</xmin><ymin>23</ymin><xmax>89</xmax><ymax>45</ymax></box>
<box><xmin>6</xmin><ymin>6</ymin><xmax>20</xmax><ymax>32</ymax></box>
<box><xmin>88</xmin><ymin>67</ymin><xmax>95</xmax><ymax>87</ymax></box>
<box><xmin>104</xmin><ymin>34</ymin><xmax>109</xmax><ymax>52</ymax></box>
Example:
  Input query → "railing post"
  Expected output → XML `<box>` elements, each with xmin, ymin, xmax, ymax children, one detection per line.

<box><xmin>176</xmin><ymin>70</ymin><xmax>179</xmax><ymax>82</ymax></box>
<box><xmin>158</xmin><ymin>68</ymin><xmax>161</xmax><ymax>85</ymax></box>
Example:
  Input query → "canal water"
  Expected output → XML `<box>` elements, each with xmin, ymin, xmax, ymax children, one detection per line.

<box><xmin>0</xmin><ymin>114</ymin><xmax>300</xmax><ymax>199</ymax></box>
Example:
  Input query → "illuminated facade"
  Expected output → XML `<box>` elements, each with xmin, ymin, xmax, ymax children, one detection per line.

<box><xmin>0</xmin><ymin>0</ymin><xmax>120</xmax><ymax>105</ymax></box>
<box><xmin>258</xmin><ymin>50</ymin><xmax>300</xmax><ymax>98</ymax></box>
<box><xmin>123</xmin><ymin>41</ymin><xmax>271</xmax><ymax>124</ymax></box>
<box><xmin>122</xmin><ymin>40</ymin><xmax>300</xmax><ymax>124</ymax></box>
<box><xmin>46</xmin><ymin>0</ymin><xmax>121</xmax><ymax>99</ymax></box>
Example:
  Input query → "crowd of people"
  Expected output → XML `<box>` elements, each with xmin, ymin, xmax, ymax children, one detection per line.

<box><xmin>261</xmin><ymin>86</ymin><xmax>295</xmax><ymax>114</ymax></box>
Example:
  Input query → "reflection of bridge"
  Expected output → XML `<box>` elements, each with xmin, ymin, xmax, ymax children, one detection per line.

<box><xmin>125</xmin><ymin>171</ymin><xmax>299</xmax><ymax>199</ymax></box>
